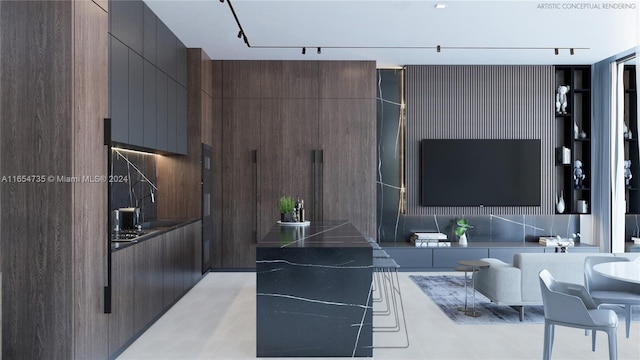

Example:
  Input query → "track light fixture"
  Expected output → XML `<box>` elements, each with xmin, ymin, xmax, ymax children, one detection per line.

<box><xmin>437</xmin><ymin>45</ymin><xmax>441</xmax><ymax>53</ymax></box>
<box><xmin>302</xmin><ymin>47</ymin><xmax>306</xmax><ymax>54</ymax></box>
<box><xmin>554</xmin><ymin>48</ymin><xmax>559</xmax><ymax>55</ymax></box>
<box><xmin>317</xmin><ymin>47</ymin><xmax>321</xmax><ymax>54</ymax></box>
<box><xmin>237</xmin><ymin>30</ymin><xmax>242</xmax><ymax>38</ymax></box>
<box><xmin>570</xmin><ymin>48</ymin><xmax>574</xmax><ymax>55</ymax></box>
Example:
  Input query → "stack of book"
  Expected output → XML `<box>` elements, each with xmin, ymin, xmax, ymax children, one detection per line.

<box><xmin>538</xmin><ymin>236</ymin><xmax>574</xmax><ymax>247</ymax></box>
<box><xmin>410</xmin><ymin>232</ymin><xmax>450</xmax><ymax>247</ymax></box>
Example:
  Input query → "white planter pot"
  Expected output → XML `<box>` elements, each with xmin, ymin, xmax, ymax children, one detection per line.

<box><xmin>459</xmin><ymin>233</ymin><xmax>468</xmax><ymax>247</ymax></box>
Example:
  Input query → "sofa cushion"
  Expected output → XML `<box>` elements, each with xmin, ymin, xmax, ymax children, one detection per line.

<box><xmin>513</xmin><ymin>253</ymin><xmax>613</xmax><ymax>302</ymax></box>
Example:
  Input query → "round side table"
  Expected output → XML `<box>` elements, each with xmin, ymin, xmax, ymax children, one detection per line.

<box><xmin>454</xmin><ymin>266</ymin><xmax>473</xmax><ymax>312</ymax></box>
<box><xmin>457</xmin><ymin>260</ymin><xmax>490</xmax><ymax>317</ymax></box>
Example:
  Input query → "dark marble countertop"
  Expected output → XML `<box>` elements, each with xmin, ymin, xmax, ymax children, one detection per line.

<box><xmin>258</xmin><ymin>220</ymin><xmax>371</xmax><ymax>248</ymax></box>
<box><xmin>111</xmin><ymin>218</ymin><xmax>199</xmax><ymax>252</ymax></box>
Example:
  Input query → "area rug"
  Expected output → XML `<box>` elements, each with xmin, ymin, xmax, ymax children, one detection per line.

<box><xmin>409</xmin><ymin>275</ymin><xmax>639</xmax><ymax>325</ymax></box>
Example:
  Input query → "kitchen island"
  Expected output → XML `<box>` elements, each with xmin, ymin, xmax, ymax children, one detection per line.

<box><xmin>256</xmin><ymin>220</ymin><xmax>373</xmax><ymax>357</ymax></box>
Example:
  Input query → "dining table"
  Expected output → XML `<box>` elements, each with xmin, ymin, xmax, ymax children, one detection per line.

<box><xmin>593</xmin><ymin>261</ymin><xmax>640</xmax><ymax>284</ymax></box>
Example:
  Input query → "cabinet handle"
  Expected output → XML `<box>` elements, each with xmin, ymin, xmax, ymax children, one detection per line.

<box><xmin>253</xmin><ymin>149</ymin><xmax>259</xmax><ymax>243</ymax></box>
<box><xmin>313</xmin><ymin>149</ymin><xmax>324</xmax><ymax>221</ymax></box>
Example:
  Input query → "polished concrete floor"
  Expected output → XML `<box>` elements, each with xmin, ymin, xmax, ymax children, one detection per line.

<box><xmin>118</xmin><ymin>272</ymin><xmax>640</xmax><ymax>360</ymax></box>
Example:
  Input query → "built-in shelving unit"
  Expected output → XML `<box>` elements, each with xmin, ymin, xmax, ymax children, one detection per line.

<box><xmin>624</xmin><ymin>65</ymin><xmax>639</xmax><ymax>213</ymax></box>
<box><xmin>554</xmin><ymin>65</ymin><xmax>592</xmax><ymax>214</ymax></box>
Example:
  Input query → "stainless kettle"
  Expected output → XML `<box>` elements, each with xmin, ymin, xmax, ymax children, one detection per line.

<box><xmin>119</xmin><ymin>207</ymin><xmax>140</xmax><ymax>229</ymax></box>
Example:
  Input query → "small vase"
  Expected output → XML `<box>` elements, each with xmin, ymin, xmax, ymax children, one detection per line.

<box><xmin>459</xmin><ymin>233</ymin><xmax>468</xmax><ymax>247</ymax></box>
<box><xmin>556</xmin><ymin>192</ymin><xmax>565</xmax><ymax>214</ymax></box>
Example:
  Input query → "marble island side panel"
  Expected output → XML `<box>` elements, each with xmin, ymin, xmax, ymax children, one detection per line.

<box><xmin>256</xmin><ymin>221</ymin><xmax>373</xmax><ymax>357</ymax></box>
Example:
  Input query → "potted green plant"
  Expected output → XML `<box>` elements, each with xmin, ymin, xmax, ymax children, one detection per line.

<box><xmin>278</xmin><ymin>196</ymin><xmax>295</xmax><ymax>222</ymax></box>
<box><xmin>455</xmin><ymin>218</ymin><xmax>473</xmax><ymax>247</ymax></box>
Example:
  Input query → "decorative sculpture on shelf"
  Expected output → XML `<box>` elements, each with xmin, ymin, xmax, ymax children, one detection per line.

<box><xmin>625</xmin><ymin>160</ymin><xmax>633</xmax><ymax>188</ymax></box>
<box><xmin>624</xmin><ymin>122</ymin><xmax>633</xmax><ymax>140</ymax></box>
<box><xmin>556</xmin><ymin>85</ymin><xmax>570</xmax><ymax>114</ymax></box>
<box><xmin>573</xmin><ymin>160</ymin><xmax>585</xmax><ymax>189</ymax></box>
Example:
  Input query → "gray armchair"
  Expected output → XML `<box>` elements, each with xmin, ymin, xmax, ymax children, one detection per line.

<box><xmin>539</xmin><ymin>269</ymin><xmax>618</xmax><ymax>360</ymax></box>
<box><xmin>584</xmin><ymin>256</ymin><xmax>640</xmax><ymax>338</ymax></box>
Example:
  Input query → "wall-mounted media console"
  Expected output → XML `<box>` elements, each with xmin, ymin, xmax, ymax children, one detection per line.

<box><xmin>420</xmin><ymin>139</ymin><xmax>541</xmax><ymax>207</ymax></box>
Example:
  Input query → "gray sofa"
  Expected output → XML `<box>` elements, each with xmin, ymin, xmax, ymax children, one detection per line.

<box><xmin>474</xmin><ymin>252</ymin><xmax>639</xmax><ymax>320</ymax></box>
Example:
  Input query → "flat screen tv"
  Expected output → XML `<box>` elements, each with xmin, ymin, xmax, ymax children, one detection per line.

<box><xmin>420</xmin><ymin>139</ymin><xmax>541</xmax><ymax>207</ymax></box>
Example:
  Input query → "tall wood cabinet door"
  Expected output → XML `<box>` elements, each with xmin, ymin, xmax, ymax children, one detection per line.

<box><xmin>133</xmin><ymin>236</ymin><xmax>164</xmax><ymax>335</ymax></box>
<box><xmin>222</xmin><ymin>99</ymin><xmax>260</xmax><ymax>268</ymax></box>
<box><xmin>259</xmin><ymin>99</ymin><xmax>319</xmax><ymax>239</ymax></box>
<box><xmin>108</xmin><ymin>247</ymin><xmax>135</xmax><ymax>355</ymax></box>
<box><xmin>319</xmin><ymin>98</ymin><xmax>376</xmax><ymax>238</ymax></box>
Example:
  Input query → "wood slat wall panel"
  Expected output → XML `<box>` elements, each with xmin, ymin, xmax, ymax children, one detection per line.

<box><xmin>71</xmin><ymin>1</ymin><xmax>109</xmax><ymax>358</ymax></box>
<box><xmin>405</xmin><ymin>65</ymin><xmax>555</xmax><ymax>215</ymax></box>
<box><xmin>1</xmin><ymin>2</ymin><xmax>74</xmax><ymax>358</ymax></box>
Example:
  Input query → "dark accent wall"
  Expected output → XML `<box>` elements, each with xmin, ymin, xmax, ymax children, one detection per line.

<box><xmin>406</xmin><ymin>65</ymin><xmax>555</xmax><ymax>216</ymax></box>
<box><xmin>376</xmin><ymin>68</ymin><xmax>580</xmax><ymax>243</ymax></box>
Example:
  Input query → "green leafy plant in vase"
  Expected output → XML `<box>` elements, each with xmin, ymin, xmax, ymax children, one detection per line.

<box><xmin>455</xmin><ymin>218</ymin><xmax>473</xmax><ymax>247</ymax></box>
<box><xmin>278</xmin><ymin>196</ymin><xmax>295</xmax><ymax>222</ymax></box>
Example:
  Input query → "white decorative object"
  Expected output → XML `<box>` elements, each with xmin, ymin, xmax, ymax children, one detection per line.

<box><xmin>458</xmin><ymin>233</ymin><xmax>468</xmax><ymax>247</ymax></box>
<box><xmin>277</xmin><ymin>220</ymin><xmax>310</xmax><ymax>227</ymax></box>
<box><xmin>573</xmin><ymin>160</ymin><xmax>585</xmax><ymax>188</ymax></box>
<box><xmin>556</xmin><ymin>85</ymin><xmax>570</xmax><ymax>114</ymax></box>
<box><xmin>625</xmin><ymin>160</ymin><xmax>633</xmax><ymax>188</ymax></box>
<box><xmin>577</xmin><ymin>200</ymin><xmax>588</xmax><ymax>213</ymax></box>
<box><xmin>574</xmin><ymin>122</ymin><xmax>579</xmax><ymax>139</ymax></box>
<box><xmin>556</xmin><ymin>192</ymin><xmax>565</xmax><ymax>213</ymax></box>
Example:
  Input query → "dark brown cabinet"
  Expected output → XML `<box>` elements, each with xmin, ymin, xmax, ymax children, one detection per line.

<box><xmin>133</xmin><ymin>234</ymin><xmax>164</xmax><ymax>334</ymax></box>
<box><xmin>109</xmin><ymin>221</ymin><xmax>202</xmax><ymax>358</ymax></box>
<box><xmin>220</xmin><ymin>60</ymin><xmax>376</xmax><ymax>268</ymax></box>
<box><xmin>222</xmin><ymin>98</ymin><xmax>261</xmax><ymax>267</ymax></box>
<box><xmin>109</xmin><ymin>245</ymin><xmax>135</xmax><ymax>355</ymax></box>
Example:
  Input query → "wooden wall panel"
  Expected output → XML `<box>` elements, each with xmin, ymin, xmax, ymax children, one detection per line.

<box><xmin>320</xmin><ymin>99</ymin><xmax>377</xmax><ymax>238</ymax></box>
<box><xmin>211</xmin><ymin>60</ymin><xmax>223</xmax><ymax>99</ymax></box>
<box><xmin>319</xmin><ymin>61</ymin><xmax>376</xmax><ymax>99</ymax></box>
<box><xmin>405</xmin><ymin>65</ymin><xmax>555</xmax><ymax>215</ymax></box>
<box><xmin>212</xmin><ymin>97</ymin><xmax>224</xmax><ymax>268</ymax></box>
<box><xmin>259</xmin><ymin>99</ymin><xmax>319</xmax><ymax>238</ymax></box>
<box><xmin>1</xmin><ymin>1</ymin><xmax>74</xmax><ymax>358</ymax></box>
<box><xmin>222</xmin><ymin>99</ymin><xmax>261</xmax><ymax>267</ymax></box>
<box><xmin>260</xmin><ymin>61</ymin><xmax>319</xmax><ymax>99</ymax></box>
<box><xmin>222</xmin><ymin>60</ymin><xmax>262</xmax><ymax>98</ymax></box>
<box><xmin>71</xmin><ymin>1</ymin><xmax>109</xmax><ymax>358</ymax></box>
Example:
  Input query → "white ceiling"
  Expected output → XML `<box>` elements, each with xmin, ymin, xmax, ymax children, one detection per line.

<box><xmin>145</xmin><ymin>0</ymin><xmax>639</xmax><ymax>67</ymax></box>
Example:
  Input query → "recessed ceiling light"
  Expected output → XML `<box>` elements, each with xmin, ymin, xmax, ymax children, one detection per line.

<box><xmin>435</xmin><ymin>4</ymin><xmax>447</xmax><ymax>9</ymax></box>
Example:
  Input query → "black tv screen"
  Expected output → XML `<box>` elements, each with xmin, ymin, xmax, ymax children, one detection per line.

<box><xmin>420</xmin><ymin>139</ymin><xmax>541</xmax><ymax>207</ymax></box>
